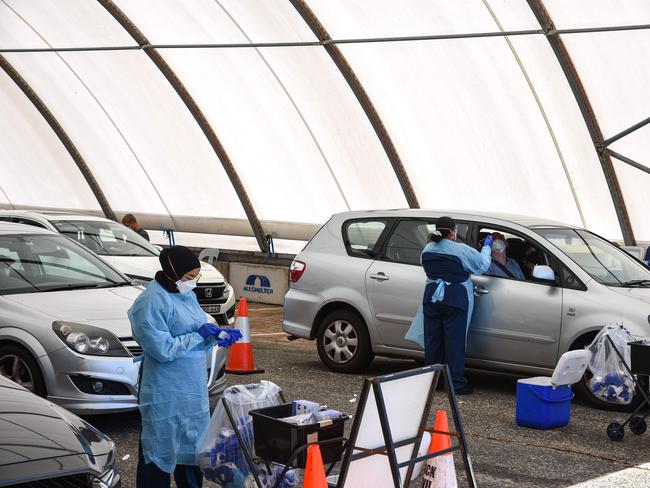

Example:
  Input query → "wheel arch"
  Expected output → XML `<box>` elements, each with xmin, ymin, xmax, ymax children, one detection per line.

<box><xmin>310</xmin><ymin>301</ymin><xmax>368</xmax><ymax>340</ymax></box>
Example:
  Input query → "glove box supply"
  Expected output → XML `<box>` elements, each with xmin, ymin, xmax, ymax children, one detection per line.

<box><xmin>249</xmin><ymin>403</ymin><xmax>349</xmax><ymax>468</ymax></box>
<box><xmin>516</xmin><ymin>349</ymin><xmax>588</xmax><ymax>429</ymax></box>
<box><xmin>291</xmin><ymin>400</ymin><xmax>320</xmax><ymax>416</ymax></box>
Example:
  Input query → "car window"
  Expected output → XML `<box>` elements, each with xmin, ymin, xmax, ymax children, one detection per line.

<box><xmin>536</xmin><ymin>228</ymin><xmax>650</xmax><ymax>287</ymax></box>
<box><xmin>51</xmin><ymin>220</ymin><xmax>158</xmax><ymax>257</ymax></box>
<box><xmin>383</xmin><ymin>220</ymin><xmax>468</xmax><ymax>266</ymax></box>
<box><xmin>478</xmin><ymin>226</ymin><xmax>551</xmax><ymax>282</ymax></box>
<box><xmin>343</xmin><ymin>219</ymin><xmax>390</xmax><ymax>259</ymax></box>
<box><xmin>0</xmin><ymin>234</ymin><xmax>128</xmax><ymax>294</ymax></box>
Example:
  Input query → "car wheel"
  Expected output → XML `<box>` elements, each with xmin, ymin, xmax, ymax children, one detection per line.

<box><xmin>571</xmin><ymin>337</ymin><xmax>646</xmax><ymax>412</ymax></box>
<box><xmin>316</xmin><ymin>309</ymin><xmax>373</xmax><ymax>373</ymax></box>
<box><xmin>0</xmin><ymin>344</ymin><xmax>46</xmax><ymax>397</ymax></box>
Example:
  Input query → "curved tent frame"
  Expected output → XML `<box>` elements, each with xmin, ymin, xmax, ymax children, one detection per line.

<box><xmin>1</xmin><ymin>1</ymin><xmax>649</xmax><ymax>247</ymax></box>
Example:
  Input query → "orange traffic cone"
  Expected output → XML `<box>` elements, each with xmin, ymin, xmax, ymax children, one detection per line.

<box><xmin>422</xmin><ymin>410</ymin><xmax>457</xmax><ymax>488</ymax></box>
<box><xmin>225</xmin><ymin>298</ymin><xmax>265</xmax><ymax>374</ymax></box>
<box><xmin>303</xmin><ymin>444</ymin><xmax>327</xmax><ymax>488</ymax></box>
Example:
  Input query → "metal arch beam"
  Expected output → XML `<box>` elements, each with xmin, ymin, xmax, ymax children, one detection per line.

<box><xmin>0</xmin><ymin>54</ymin><xmax>116</xmax><ymax>221</ymax></box>
<box><xmin>526</xmin><ymin>0</ymin><xmax>636</xmax><ymax>245</ymax></box>
<box><xmin>97</xmin><ymin>0</ymin><xmax>268</xmax><ymax>252</ymax></box>
<box><xmin>289</xmin><ymin>0</ymin><xmax>420</xmax><ymax>209</ymax></box>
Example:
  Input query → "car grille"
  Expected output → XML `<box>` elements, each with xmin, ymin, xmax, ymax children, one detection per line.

<box><xmin>194</xmin><ymin>282</ymin><xmax>228</xmax><ymax>304</ymax></box>
<box><xmin>120</xmin><ymin>338</ymin><xmax>143</xmax><ymax>357</ymax></box>
<box><xmin>10</xmin><ymin>473</ymin><xmax>91</xmax><ymax>487</ymax></box>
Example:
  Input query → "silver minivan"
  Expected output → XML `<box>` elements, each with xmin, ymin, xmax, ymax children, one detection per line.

<box><xmin>283</xmin><ymin>210</ymin><xmax>650</xmax><ymax>407</ymax></box>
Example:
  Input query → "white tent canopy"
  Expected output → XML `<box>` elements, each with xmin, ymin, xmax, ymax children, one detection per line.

<box><xmin>1</xmin><ymin>0</ymin><xmax>649</xmax><ymax>251</ymax></box>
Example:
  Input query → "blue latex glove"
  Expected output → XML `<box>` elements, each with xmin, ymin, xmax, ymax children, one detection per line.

<box><xmin>483</xmin><ymin>235</ymin><xmax>494</xmax><ymax>247</ymax></box>
<box><xmin>216</xmin><ymin>328</ymin><xmax>243</xmax><ymax>347</ymax></box>
<box><xmin>198</xmin><ymin>323</ymin><xmax>220</xmax><ymax>340</ymax></box>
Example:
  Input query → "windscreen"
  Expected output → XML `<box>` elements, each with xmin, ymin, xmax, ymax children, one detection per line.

<box><xmin>52</xmin><ymin>220</ymin><xmax>158</xmax><ymax>257</ymax></box>
<box><xmin>0</xmin><ymin>234</ymin><xmax>128</xmax><ymax>294</ymax></box>
<box><xmin>536</xmin><ymin>228</ymin><xmax>650</xmax><ymax>287</ymax></box>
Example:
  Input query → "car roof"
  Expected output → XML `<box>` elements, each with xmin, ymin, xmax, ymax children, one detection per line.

<box><xmin>0</xmin><ymin>221</ymin><xmax>57</xmax><ymax>234</ymax></box>
<box><xmin>330</xmin><ymin>209</ymin><xmax>579</xmax><ymax>229</ymax></box>
<box><xmin>0</xmin><ymin>209</ymin><xmax>109</xmax><ymax>223</ymax></box>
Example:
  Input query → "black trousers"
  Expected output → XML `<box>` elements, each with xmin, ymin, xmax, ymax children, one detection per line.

<box><xmin>136</xmin><ymin>442</ymin><xmax>202</xmax><ymax>488</ymax></box>
<box><xmin>423</xmin><ymin>301</ymin><xmax>468</xmax><ymax>390</ymax></box>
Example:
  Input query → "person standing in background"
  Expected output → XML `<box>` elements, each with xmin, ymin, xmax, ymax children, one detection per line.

<box><xmin>122</xmin><ymin>213</ymin><xmax>150</xmax><ymax>241</ymax></box>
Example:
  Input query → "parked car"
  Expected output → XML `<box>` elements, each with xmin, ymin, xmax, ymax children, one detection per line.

<box><xmin>0</xmin><ymin>374</ymin><xmax>120</xmax><ymax>487</ymax></box>
<box><xmin>0</xmin><ymin>222</ymin><xmax>227</xmax><ymax>414</ymax></box>
<box><xmin>0</xmin><ymin>211</ymin><xmax>236</xmax><ymax>325</ymax></box>
<box><xmin>283</xmin><ymin>210</ymin><xmax>650</xmax><ymax>408</ymax></box>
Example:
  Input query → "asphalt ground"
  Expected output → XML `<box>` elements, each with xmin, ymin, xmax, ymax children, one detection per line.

<box><xmin>88</xmin><ymin>305</ymin><xmax>650</xmax><ymax>487</ymax></box>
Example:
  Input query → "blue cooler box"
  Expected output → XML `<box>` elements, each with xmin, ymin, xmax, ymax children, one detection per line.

<box><xmin>515</xmin><ymin>349</ymin><xmax>589</xmax><ymax>430</ymax></box>
<box><xmin>516</xmin><ymin>377</ymin><xmax>573</xmax><ymax>429</ymax></box>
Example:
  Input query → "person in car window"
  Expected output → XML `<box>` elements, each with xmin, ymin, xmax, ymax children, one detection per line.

<box><xmin>122</xmin><ymin>213</ymin><xmax>150</xmax><ymax>241</ymax></box>
<box><xmin>486</xmin><ymin>232</ymin><xmax>525</xmax><ymax>280</ymax></box>
<box><xmin>128</xmin><ymin>246</ymin><xmax>241</xmax><ymax>488</ymax></box>
<box><xmin>411</xmin><ymin>216</ymin><xmax>493</xmax><ymax>395</ymax></box>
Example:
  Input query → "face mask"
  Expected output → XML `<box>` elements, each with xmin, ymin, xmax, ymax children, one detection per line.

<box><xmin>176</xmin><ymin>279</ymin><xmax>197</xmax><ymax>294</ymax></box>
<box><xmin>493</xmin><ymin>240</ymin><xmax>506</xmax><ymax>254</ymax></box>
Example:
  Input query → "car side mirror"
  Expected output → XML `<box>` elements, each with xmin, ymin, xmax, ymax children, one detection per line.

<box><xmin>533</xmin><ymin>265</ymin><xmax>556</xmax><ymax>282</ymax></box>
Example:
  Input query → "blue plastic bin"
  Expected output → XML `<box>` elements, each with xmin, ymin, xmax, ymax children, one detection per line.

<box><xmin>516</xmin><ymin>377</ymin><xmax>574</xmax><ymax>429</ymax></box>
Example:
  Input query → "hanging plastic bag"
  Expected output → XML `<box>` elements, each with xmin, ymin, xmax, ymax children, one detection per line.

<box><xmin>587</xmin><ymin>325</ymin><xmax>635</xmax><ymax>405</ymax></box>
<box><xmin>195</xmin><ymin>381</ymin><xmax>299</xmax><ymax>488</ymax></box>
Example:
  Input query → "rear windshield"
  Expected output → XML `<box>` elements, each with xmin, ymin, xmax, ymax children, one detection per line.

<box><xmin>536</xmin><ymin>228</ymin><xmax>650</xmax><ymax>287</ymax></box>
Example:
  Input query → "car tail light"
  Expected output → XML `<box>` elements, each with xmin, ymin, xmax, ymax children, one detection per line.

<box><xmin>290</xmin><ymin>260</ymin><xmax>306</xmax><ymax>283</ymax></box>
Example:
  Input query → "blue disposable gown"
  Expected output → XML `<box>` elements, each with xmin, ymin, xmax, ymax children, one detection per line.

<box><xmin>406</xmin><ymin>240</ymin><xmax>492</xmax><ymax>347</ymax></box>
<box><xmin>128</xmin><ymin>280</ymin><xmax>216</xmax><ymax>473</ymax></box>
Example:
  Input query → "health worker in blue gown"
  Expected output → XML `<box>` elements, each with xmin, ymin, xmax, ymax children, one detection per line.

<box><xmin>419</xmin><ymin>216</ymin><xmax>492</xmax><ymax>395</ymax></box>
<box><xmin>128</xmin><ymin>245</ymin><xmax>241</xmax><ymax>488</ymax></box>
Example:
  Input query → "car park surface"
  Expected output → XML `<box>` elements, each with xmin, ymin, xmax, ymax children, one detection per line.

<box><xmin>283</xmin><ymin>210</ymin><xmax>650</xmax><ymax>408</ymax></box>
<box><xmin>0</xmin><ymin>222</ymin><xmax>227</xmax><ymax>414</ymax></box>
<box><xmin>0</xmin><ymin>375</ymin><xmax>121</xmax><ymax>487</ymax></box>
<box><xmin>95</xmin><ymin>306</ymin><xmax>650</xmax><ymax>488</ymax></box>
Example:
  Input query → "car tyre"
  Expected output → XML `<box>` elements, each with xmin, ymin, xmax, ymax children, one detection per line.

<box><xmin>316</xmin><ymin>309</ymin><xmax>373</xmax><ymax>373</ymax></box>
<box><xmin>0</xmin><ymin>343</ymin><xmax>46</xmax><ymax>397</ymax></box>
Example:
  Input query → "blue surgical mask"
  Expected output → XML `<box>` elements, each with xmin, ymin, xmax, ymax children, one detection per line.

<box><xmin>176</xmin><ymin>279</ymin><xmax>198</xmax><ymax>294</ymax></box>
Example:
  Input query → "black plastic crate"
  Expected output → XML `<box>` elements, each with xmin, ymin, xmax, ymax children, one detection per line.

<box><xmin>630</xmin><ymin>340</ymin><xmax>650</xmax><ymax>375</ymax></box>
<box><xmin>249</xmin><ymin>403</ymin><xmax>348</xmax><ymax>468</ymax></box>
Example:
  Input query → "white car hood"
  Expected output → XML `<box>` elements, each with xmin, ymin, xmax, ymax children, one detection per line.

<box><xmin>609</xmin><ymin>287</ymin><xmax>650</xmax><ymax>306</ymax></box>
<box><xmin>104</xmin><ymin>255</ymin><xmax>225</xmax><ymax>283</ymax></box>
<box><xmin>2</xmin><ymin>286</ymin><xmax>143</xmax><ymax>338</ymax></box>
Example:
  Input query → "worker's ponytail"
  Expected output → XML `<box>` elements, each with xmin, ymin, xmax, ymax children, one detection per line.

<box><xmin>430</xmin><ymin>229</ymin><xmax>452</xmax><ymax>242</ymax></box>
<box><xmin>430</xmin><ymin>216</ymin><xmax>457</xmax><ymax>243</ymax></box>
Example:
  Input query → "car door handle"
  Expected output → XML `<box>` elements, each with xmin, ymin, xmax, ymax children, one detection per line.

<box><xmin>370</xmin><ymin>272</ymin><xmax>390</xmax><ymax>281</ymax></box>
<box><xmin>474</xmin><ymin>286</ymin><xmax>489</xmax><ymax>296</ymax></box>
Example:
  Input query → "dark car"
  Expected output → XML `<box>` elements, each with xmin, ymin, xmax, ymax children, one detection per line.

<box><xmin>0</xmin><ymin>375</ymin><xmax>120</xmax><ymax>487</ymax></box>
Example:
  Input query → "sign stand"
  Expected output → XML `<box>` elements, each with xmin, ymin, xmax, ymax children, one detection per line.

<box><xmin>337</xmin><ymin>364</ymin><xmax>477</xmax><ymax>488</ymax></box>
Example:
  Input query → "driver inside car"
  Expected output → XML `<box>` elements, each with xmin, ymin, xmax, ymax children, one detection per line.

<box><xmin>486</xmin><ymin>232</ymin><xmax>525</xmax><ymax>280</ymax></box>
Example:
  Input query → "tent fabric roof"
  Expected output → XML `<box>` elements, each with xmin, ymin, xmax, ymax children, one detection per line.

<box><xmin>1</xmin><ymin>0</ymin><xmax>649</xmax><ymax>250</ymax></box>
